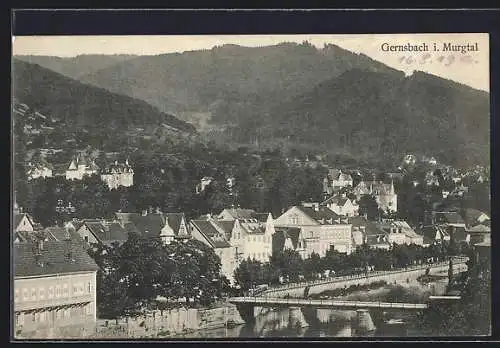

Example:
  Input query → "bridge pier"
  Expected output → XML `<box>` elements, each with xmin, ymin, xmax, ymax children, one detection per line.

<box><xmin>300</xmin><ymin>307</ymin><xmax>319</xmax><ymax>326</ymax></box>
<box><xmin>235</xmin><ymin>304</ymin><xmax>256</xmax><ymax>325</ymax></box>
<box><xmin>354</xmin><ymin>309</ymin><xmax>376</xmax><ymax>336</ymax></box>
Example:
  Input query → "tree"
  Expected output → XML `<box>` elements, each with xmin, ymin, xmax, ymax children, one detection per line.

<box><xmin>304</xmin><ymin>252</ymin><xmax>323</xmax><ymax>280</ymax></box>
<box><xmin>358</xmin><ymin>194</ymin><xmax>380</xmax><ymax>220</ymax></box>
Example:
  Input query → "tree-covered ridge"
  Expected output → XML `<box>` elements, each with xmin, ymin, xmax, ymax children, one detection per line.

<box><xmin>12</xmin><ymin>59</ymin><xmax>197</xmax><ymax>135</ymax></box>
<box><xmin>76</xmin><ymin>42</ymin><xmax>397</xmax><ymax>119</ymax></box>
<box><xmin>15</xmin><ymin>54</ymin><xmax>138</xmax><ymax>80</ymax></box>
<box><xmin>245</xmin><ymin>69</ymin><xmax>490</xmax><ymax>168</ymax></box>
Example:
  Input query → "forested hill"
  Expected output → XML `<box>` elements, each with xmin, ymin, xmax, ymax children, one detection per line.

<box><xmin>71</xmin><ymin>42</ymin><xmax>398</xmax><ymax>127</ymax></box>
<box><xmin>12</xmin><ymin>59</ymin><xmax>197</xmax><ymax>135</ymax></box>
<box><xmin>15</xmin><ymin>54</ymin><xmax>138</xmax><ymax>80</ymax></box>
<box><xmin>245</xmin><ymin>69</ymin><xmax>490</xmax><ymax>168</ymax></box>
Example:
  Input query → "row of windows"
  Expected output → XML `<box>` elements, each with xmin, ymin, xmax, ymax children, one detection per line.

<box><xmin>245</xmin><ymin>235</ymin><xmax>271</xmax><ymax>243</ymax></box>
<box><xmin>248</xmin><ymin>252</ymin><xmax>271</xmax><ymax>260</ymax></box>
<box><xmin>14</xmin><ymin>282</ymin><xmax>92</xmax><ymax>303</ymax></box>
<box><xmin>15</xmin><ymin>305</ymin><xmax>93</xmax><ymax>325</ymax></box>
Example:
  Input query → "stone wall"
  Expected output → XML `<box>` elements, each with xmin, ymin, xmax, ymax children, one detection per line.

<box><xmin>89</xmin><ymin>305</ymin><xmax>245</xmax><ymax>339</ymax></box>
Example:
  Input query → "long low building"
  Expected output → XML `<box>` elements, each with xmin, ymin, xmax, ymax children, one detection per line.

<box><xmin>13</xmin><ymin>237</ymin><xmax>99</xmax><ymax>339</ymax></box>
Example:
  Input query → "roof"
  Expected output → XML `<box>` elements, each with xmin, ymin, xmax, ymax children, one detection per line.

<box><xmin>255</xmin><ymin>213</ymin><xmax>270</xmax><ymax>223</ymax></box>
<box><xmin>165</xmin><ymin>213</ymin><xmax>186</xmax><ymax>236</ymax></box>
<box><xmin>219</xmin><ymin>208</ymin><xmax>257</xmax><ymax>220</ymax></box>
<box><xmin>419</xmin><ymin>225</ymin><xmax>449</xmax><ymax>240</ymax></box>
<box><xmin>467</xmin><ymin>224</ymin><xmax>491</xmax><ymax>233</ymax></box>
<box><xmin>82</xmin><ymin>221</ymin><xmax>129</xmax><ymax>242</ymax></box>
<box><xmin>272</xmin><ymin>228</ymin><xmax>300</xmax><ymax>254</ymax></box>
<box><xmin>13</xmin><ymin>213</ymin><xmax>34</xmax><ymax>231</ymax></box>
<box><xmin>191</xmin><ymin>220</ymin><xmax>230</xmax><ymax>248</ymax></box>
<box><xmin>464</xmin><ymin>208</ymin><xmax>490</xmax><ymax>227</ymax></box>
<box><xmin>296</xmin><ymin>206</ymin><xmax>343</xmax><ymax>224</ymax></box>
<box><xmin>213</xmin><ymin>220</ymin><xmax>235</xmax><ymax>240</ymax></box>
<box><xmin>42</xmin><ymin>226</ymin><xmax>84</xmax><ymax>244</ymax></box>
<box><xmin>14</xmin><ymin>241</ymin><xmax>98</xmax><ymax>278</ymax></box>
<box><xmin>115</xmin><ymin>212</ymin><xmax>165</xmax><ymax>237</ymax></box>
<box><xmin>434</xmin><ymin>212</ymin><xmax>466</xmax><ymax>225</ymax></box>
<box><xmin>322</xmin><ymin>195</ymin><xmax>350</xmax><ymax>207</ymax></box>
<box><xmin>354</xmin><ymin>180</ymin><xmax>394</xmax><ymax>196</ymax></box>
<box><xmin>240</xmin><ymin>221</ymin><xmax>266</xmax><ymax>234</ymax></box>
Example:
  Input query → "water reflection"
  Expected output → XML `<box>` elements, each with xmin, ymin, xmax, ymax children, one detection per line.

<box><xmin>179</xmin><ymin>279</ymin><xmax>449</xmax><ymax>338</ymax></box>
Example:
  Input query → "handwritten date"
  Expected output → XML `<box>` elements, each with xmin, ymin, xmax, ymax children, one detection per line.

<box><xmin>398</xmin><ymin>54</ymin><xmax>478</xmax><ymax>67</ymax></box>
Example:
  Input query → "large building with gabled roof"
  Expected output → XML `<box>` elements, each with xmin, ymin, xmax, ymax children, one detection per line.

<box><xmin>13</xmin><ymin>237</ymin><xmax>99</xmax><ymax>339</ymax></box>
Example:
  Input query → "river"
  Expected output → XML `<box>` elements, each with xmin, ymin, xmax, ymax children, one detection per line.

<box><xmin>176</xmin><ymin>277</ymin><xmax>449</xmax><ymax>338</ymax></box>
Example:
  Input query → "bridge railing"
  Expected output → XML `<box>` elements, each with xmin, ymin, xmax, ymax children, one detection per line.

<box><xmin>229</xmin><ymin>297</ymin><xmax>429</xmax><ymax>309</ymax></box>
<box><xmin>261</xmin><ymin>257</ymin><xmax>468</xmax><ymax>295</ymax></box>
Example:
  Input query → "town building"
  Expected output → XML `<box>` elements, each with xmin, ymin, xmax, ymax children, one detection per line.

<box><xmin>26</xmin><ymin>162</ymin><xmax>53</xmax><ymax>180</ymax></box>
<box><xmin>353</xmin><ymin>180</ymin><xmax>397</xmax><ymax>213</ymax></box>
<box><xmin>65</xmin><ymin>155</ymin><xmax>99</xmax><ymax>181</ymax></box>
<box><xmin>348</xmin><ymin>216</ymin><xmax>423</xmax><ymax>249</ymax></box>
<box><xmin>322</xmin><ymin>169</ymin><xmax>353</xmax><ymax>195</ymax></box>
<box><xmin>321</xmin><ymin>194</ymin><xmax>359</xmax><ymax>217</ymax></box>
<box><xmin>13</xmin><ymin>236</ymin><xmax>99</xmax><ymax>339</ymax></box>
<box><xmin>189</xmin><ymin>219</ymin><xmax>237</xmax><ymax>284</ymax></box>
<box><xmin>273</xmin><ymin>203</ymin><xmax>353</xmax><ymax>258</ymax></box>
<box><xmin>76</xmin><ymin>220</ymin><xmax>130</xmax><ymax>247</ymax></box>
<box><xmin>190</xmin><ymin>208</ymin><xmax>275</xmax><ymax>283</ymax></box>
<box><xmin>100</xmin><ymin>159</ymin><xmax>134</xmax><ymax>190</ymax></box>
<box><xmin>114</xmin><ymin>210</ymin><xmax>190</xmax><ymax>245</ymax></box>
<box><xmin>196</xmin><ymin>177</ymin><xmax>214</xmax><ymax>194</ymax></box>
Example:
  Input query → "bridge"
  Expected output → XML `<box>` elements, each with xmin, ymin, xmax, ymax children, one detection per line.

<box><xmin>228</xmin><ymin>295</ymin><xmax>460</xmax><ymax>331</ymax></box>
<box><xmin>259</xmin><ymin>256</ymin><xmax>469</xmax><ymax>298</ymax></box>
<box><xmin>229</xmin><ymin>297</ymin><xmax>428</xmax><ymax>310</ymax></box>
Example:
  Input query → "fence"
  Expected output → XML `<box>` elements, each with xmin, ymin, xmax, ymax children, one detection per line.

<box><xmin>262</xmin><ymin>257</ymin><xmax>468</xmax><ymax>295</ymax></box>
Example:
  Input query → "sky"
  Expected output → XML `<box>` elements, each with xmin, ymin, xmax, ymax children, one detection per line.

<box><xmin>12</xmin><ymin>34</ymin><xmax>489</xmax><ymax>92</ymax></box>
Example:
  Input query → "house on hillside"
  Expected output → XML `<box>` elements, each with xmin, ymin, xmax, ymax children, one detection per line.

<box><xmin>196</xmin><ymin>177</ymin><xmax>213</xmax><ymax>194</ymax></box>
<box><xmin>65</xmin><ymin>155</ymin><xmax>99</xmax><ymax>181</ymax></box>
<box><xmin>13</xmin><ymin>238</ymin><xmax>99</xmax><ymax>339</ymax></box>
<box><xmin>26</xmin><ymin>161</ymin><xmax>53</xmax><ymax>180</ymax></box>
<box><xmin>321</xmin><ymin>194</ymin><xmax>358</xmax><ymax>217</ymax></box>
<box><xmin>100</xmin><ymin>159</ymin><xmax>134</xmax><ymax>190</ymax></box>
<box><xmin>353</xmin><ymin>180</ymin><xmax>397</xmax><ymax>213</ymax></box>
<box><xmin>274</xmin><ymin>202</ymin><xmax>353</xmax><ymax>257</ymax></box>
<box><xmin>322</xmin><ymin>169</ymin><xmax>353</xmax><ymax>195</ymax></box>
<box><xmin>433</xmin><ymin>211</ymin><xmax>468</xmax><ymax>243</ymax></box>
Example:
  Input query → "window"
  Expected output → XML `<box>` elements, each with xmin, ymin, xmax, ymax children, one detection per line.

<box><xmin>253</xmin><ymin>236</ymin><xmax>256</xmax><ymax>242</ymax></box>
<box><xmin>39</xmin><ymin>288</ymin><xmax>45</xmax><ymax>300</ymax></box>
<box><xmin>73</xmin><ymin>284</ymin><xmax>78</xmax><ymax>295</ymax></box>
<box><xmin>32</xmin><ymin>312</ymin><xmax>36</xmax><ymax>322</ymax></box>
<box><xmin>87</xmin><ymin>282</ymin><xmax>92</xmax><ymax>293</ymax></box>
<box><xmin>31</xmin><ymin>288</ymin><xmax>37</xmax><ymax>300</ymax></box>
<box><xmin>56</xmin><ymin>310</ymin><xmax>62</xmax><ymax>320</ymax></box>
<box><xmin>23</xmin><ymin>289</ymin><xmax>29</xmax><ymax>301</ymax></box>
<box><xmin>55</xmin><ymin>286</ymin><xmax>61</xmax><ymax>298</ymax></box>
<box><xmin>63</xmin><ymin>284</ymin><xmax>69</xmax><ymax>297</ymax></box>
<box><xmin>289</xmin><ymin>216</ymin><xmax>298</xmax><ymax>225</ymax></box>
<box><xmin>86</xmin><ymin>304</ymin><xmax>93</xmax><ymax>315</ymax></box>
<box><xmin>84</xmin><ymin>236</ymin><xmax>89</xmax><ymax>243</ymax></box>
<box><xmin>48</xmin><ymin>287</ymin><xmax>54</xmax><ymax>299</ymax></box>
<box><xmin>14</xmin><ymin>289</ymin><xmax>19</xmax><ymax>303</ymax></box>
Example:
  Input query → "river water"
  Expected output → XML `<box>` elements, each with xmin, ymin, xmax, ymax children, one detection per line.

<box><xmin>178</xmin><ymin>277</ymin><xmax>450</xmax><ymax>338</ymax></box>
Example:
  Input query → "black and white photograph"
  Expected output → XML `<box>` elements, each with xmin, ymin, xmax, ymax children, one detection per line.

<box><xmin>11</xmin><ymin>31</ymin><xmax>491</xmax><ymax>340</ymax></box>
